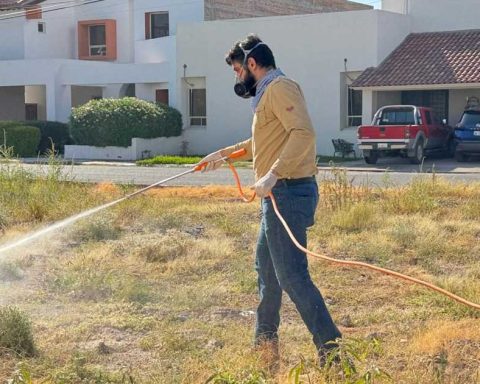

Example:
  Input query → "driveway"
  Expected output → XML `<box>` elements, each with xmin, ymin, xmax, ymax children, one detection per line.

<box><xmin>317</xmin><ymin>156</ymin><xmax>480</xmax><ymax>174</ymax></box>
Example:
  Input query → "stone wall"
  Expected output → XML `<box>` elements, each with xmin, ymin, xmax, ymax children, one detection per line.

<box><xmin>205</xmin><ymin>0</ymin><xmax>372</xmax><ymax>21</ymax></box>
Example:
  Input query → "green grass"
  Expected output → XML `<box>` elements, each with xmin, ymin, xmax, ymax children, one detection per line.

<box><xmin>0</xmin><ymin>158</ymin><xmax>479</xmax><ymax>383</ymax></box>
<box><xmin>136</xmin><ymin>155</ymin><xmax>203</xmax><ymax>166</ymax></box>
<box><xmin>136</xmin><ymin>155</ymin><xmax>254</xmax><ymax>168</ymax></box>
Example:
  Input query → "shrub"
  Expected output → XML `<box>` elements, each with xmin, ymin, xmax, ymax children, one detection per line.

<box><xmin>0</xmin><ymin>121</ymin><xmax>40</xmax><ymax>157</ymax></box>
<box><xmin>26</xmin><ymin>120</ymin><xmax>72</xmax><ymax>154</ymax></box>
<box><xmin>70</xmin><ymin>98</ymin><xmax>182</xmax><ymax>147</ymax></box>
<box><xmin>0</xmin><ymin>306</ymin><xmax>36</xmax><ymax>357</ymax></box>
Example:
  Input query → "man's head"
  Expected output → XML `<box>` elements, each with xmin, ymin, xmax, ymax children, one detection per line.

<box><xmin>226</xmin><ymin>34</ymin><xmax>276</xmax><ymax>98</ymax></box>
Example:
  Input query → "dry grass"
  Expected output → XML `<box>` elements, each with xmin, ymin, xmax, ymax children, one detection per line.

<box><xmin>0</xmin><ymin>168</ymin><xmax>479</xmax><ymax>383</ymax></box>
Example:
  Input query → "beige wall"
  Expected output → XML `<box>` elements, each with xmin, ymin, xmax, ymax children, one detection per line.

<box><xmin>204</xmin><ymin>0</ymin><xmax>371</xmax><ymax>20</ymax></box>
<box><xmin>375</xmin><ymin>91</ymin><xmax>401</xmax><ymax>112</ymax></box>
<box><xmin>0</xmin><ymin>86</ymin><xmax>25</xmax><ymax>121</ymax></box>
<box><xmin>449</xmin><ymin>89</ymin><xmax>480</xmax><ymax>126</ymax></box>
<box><xmin>25</xmin><ymin>85</ymin><xmax>47</xmax><ymax>121</ymax></box>
<box><xmin>71</xmin><ymin>86</ymin><xmax>103</xmax><ymax>108</ymax></box>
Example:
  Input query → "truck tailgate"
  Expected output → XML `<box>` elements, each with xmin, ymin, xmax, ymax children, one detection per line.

<box><xmin>359</xmin><ymin>125</ymin><xmax>409</xmax><ymax>140</ymax></box>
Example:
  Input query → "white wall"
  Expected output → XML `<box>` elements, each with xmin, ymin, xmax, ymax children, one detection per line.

<box><xmin>0</xmin><ymin>17</ymin><xmax>25</xmax><ymax>60</ymax></box>
<box><xmin>136</xmin><ymin>82</ymin><xmax>169</xmax><ymax>102</ymax></box>
<box><xmin>177</xmin><ymin>10</ymin><xmax>410</xmax><ymax>155</ymax></box>
<box><xmin>449</xmin><ymin>89</ymin><xmax>480</xmax><ymax>127</ymax></box>
<box><xmin>0</xmin><ymin>86</ymin><xmax>25</xmax><ymax>120</ymax></box>
<box><xmin>132</xmin><ymin>0</ymin><xmax>204</xmax><ymax>108</ymax></box>
<box><xmin>135</xmin><ymin>35</ymin><xmax>175</xmax><ymax>63</ymax></box>
<box><xmin>375</xmin><ymin>10</ymin><xmax>410</xmax><ymax>63</ymax></box>
<box><xmin>381</xmin><ymin>0</ymin><xmax>407</xmax><ymax>14</ymax></box>
<box><xmin>133</xmin><ymin>0</ymin><xmax>204</xmax><ymax>42</ymax></box>
<box><xmin>409</xmin><ymin>0</ymin><xmax>480</xmax><ymax>33</ymax></box>
<box><xmin>375</xmin><ymin>90</ymin><xmax>401</xmax><ymax>111</ymax></box>
<box><xmin>71</xmin><ymin>86</ymin><xmax>103</xmax><ymax>107</ymax></box>
<box><xmin>65</xmin><ymin>136</ymin><xmax>182</xmax><ymax>160</ymax></box>
<box><xmin>24</xmin><ymin>0</ymin><xmax>75</xmax><ymax>60</ymax></box>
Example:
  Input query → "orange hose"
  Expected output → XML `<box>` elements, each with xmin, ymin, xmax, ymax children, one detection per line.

<box><xmin>227</xmin><ymin>163</ymin><xmax>480</xmax><ymax>311</ymax></box>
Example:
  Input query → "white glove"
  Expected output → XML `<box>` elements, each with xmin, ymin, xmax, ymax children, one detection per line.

<box><xmin>252</xmin><ymin>170</ymin><xmax>278</xmax><ymax>198</ymax></box>
<box><xmin>197</xmin><ymin>150</ymin><xmax>224</xmax><ymax>172</ymax></box>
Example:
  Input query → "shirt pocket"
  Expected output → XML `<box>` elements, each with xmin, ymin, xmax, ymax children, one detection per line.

<box><xmin>254</xmin><ymin>106</ymin><xmax>274</xmax><ymax>130</ymax></box>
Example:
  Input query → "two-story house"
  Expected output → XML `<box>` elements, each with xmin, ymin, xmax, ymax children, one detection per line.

<box><xmin>4</xmin><ymin>0</ymin><xmax>478</xmax><ymax>158</ymax></box>
<box><xmin>0</xmin><ymin>0</ymin><xmax>372</xmax><ymax>157</ymax></box>
<box><xmin>176</xmin><ymin>0</ymin><xmax>480</xmax><ymax>155</ymax></box>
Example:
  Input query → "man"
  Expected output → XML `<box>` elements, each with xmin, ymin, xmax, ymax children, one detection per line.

<box><xmin>199</xmin><ymin>34</ymin><xmax>341</xmax><ymax>364</ymax></box>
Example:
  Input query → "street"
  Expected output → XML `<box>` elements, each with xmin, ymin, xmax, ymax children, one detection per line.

<box><xmin>17</xmin><ymin>157</ymin><xmax>480</xmax><ymax>187</ymax></box>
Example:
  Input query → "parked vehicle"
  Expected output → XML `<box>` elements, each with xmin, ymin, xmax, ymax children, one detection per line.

<box><xmin>453</xmin><ymin>98</ymin><xmax>480</xmax><ymax>162</ymax></box>
<box><xmin>357</xmin><ymin>105</ymin><xmax>454</xmax><ymax>164</ymax></box>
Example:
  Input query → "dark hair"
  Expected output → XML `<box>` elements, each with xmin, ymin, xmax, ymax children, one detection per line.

<box><xmin>225</xmin><ymin>34</ymin><xmax>276</xmax><ymax>69</ymax></box>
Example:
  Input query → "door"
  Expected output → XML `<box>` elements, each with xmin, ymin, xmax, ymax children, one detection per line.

<box><xmin>25</xmin><ymin>104</ymin><xmax>38</xmax><ymax>121</ymax></box>
<box><xmin>155</xmin><ymin>89</ymin><xmax>169</xmax><ymax>105</ymax></box>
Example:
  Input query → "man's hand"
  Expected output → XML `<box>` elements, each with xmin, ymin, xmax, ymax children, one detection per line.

<box><xmin>197</xmin><ymin>150</ymin><xmax>224</xmax><ymax>172</ymax></box>
<box><xmin>252</xmin><ymin>170</ymin><xmax>278</xmax><ymax>198</ymax></box>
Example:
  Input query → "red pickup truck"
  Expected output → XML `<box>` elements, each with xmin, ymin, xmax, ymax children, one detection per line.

<box><xmin>357</xmin><ymin>105</ymin><xmax>454</xmax><ymax>164</ymax></box>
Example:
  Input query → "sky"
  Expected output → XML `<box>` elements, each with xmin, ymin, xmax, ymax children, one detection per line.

<box><xmin>354</xmin><ymin>0</ymin><xmax>381</xmax><ymax>9</ymax></box>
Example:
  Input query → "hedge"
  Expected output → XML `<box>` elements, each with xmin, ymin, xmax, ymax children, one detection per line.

<box><xmin>25</xmin><ymin>120</ymin><xmax>72</xmax><ymax>154</ymax></box>
<box><xmin>70</xmin><ymin>98</ymin><xmax>183</xmax><ymax>147</ymax></box>
<box><xmin>0</xmin><ymin>121</ymin><xmax>41</xmax><ymax>157</ymax></box>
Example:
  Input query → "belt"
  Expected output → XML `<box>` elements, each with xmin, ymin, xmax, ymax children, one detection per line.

<box><xmin>274</xmin><ymin>176</ymin><xmax>316</xmax><ymax>187</ymax></box>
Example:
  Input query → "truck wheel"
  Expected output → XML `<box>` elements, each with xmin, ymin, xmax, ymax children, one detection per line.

<box><xmin>410</xmin><ymin>141</ymin><xmax>424</xmax><ymax>164</ymax></box>
<box><xmin>455</xmin><ymin>151</ymin><xmax>467</xmax><ymax>162</ymax></box>
<box><xmin>364</xmin><ymin>151</ymin><xmax>378</xmax><ymax>165</ymax></box>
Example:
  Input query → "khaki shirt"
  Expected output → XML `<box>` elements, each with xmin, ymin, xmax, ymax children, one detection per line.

<box><xmin>223</xmin><ymin>77</ymin><xmax>318</xmax><ymax>181</ymax></box>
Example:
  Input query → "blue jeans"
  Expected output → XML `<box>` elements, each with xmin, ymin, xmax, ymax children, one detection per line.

<box><xmin>254</xmin><ymin>178</ymin><xmax>341</xmax><ymax>351</ymax></box>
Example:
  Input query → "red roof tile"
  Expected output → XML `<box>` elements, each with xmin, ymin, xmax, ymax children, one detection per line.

<box><xmin>352</xmin><ymin>30</ymin><xmax>480</xmax><ymax>88</ymax></box>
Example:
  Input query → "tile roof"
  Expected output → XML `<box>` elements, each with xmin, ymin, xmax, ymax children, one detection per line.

<box><xmin>352</xmin><ymin>30</ymin><xmax>480</xmax><ymax>88</ymax></box>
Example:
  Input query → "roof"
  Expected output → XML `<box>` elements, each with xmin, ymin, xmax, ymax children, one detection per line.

<box><xmin>352</xmin><ymin>30</ymin><xmax>480</xmax><ymax>89</ymax></box>
<box><xmin>0</xmin><ymin>0</ymin><xmax>45</xmax><ymax>10</ymax></box>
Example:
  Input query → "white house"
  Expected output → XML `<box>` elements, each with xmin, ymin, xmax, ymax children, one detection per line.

<box><xmin>177</xmin><ymin>0</ymin><xmax>480</xmax><ymax>156</ymax></box>
<box><xmin>1</xmin><ymin>0</ymin><xmax>479</xmax><ymax>158</ymax></box>
<box><xmin>0</xmin><ymin>0</ymin><xmax>370</xmax><ymax>158</ymax></box>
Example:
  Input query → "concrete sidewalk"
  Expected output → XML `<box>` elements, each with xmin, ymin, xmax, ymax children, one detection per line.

<box><xmin>316</xmin><ymin>157</ymin><xmax>480</xmax><ymax>174</ymax></box>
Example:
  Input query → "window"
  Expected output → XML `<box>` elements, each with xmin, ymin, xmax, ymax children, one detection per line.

<box><xmin>89</xmin><ymin>25</ymin><xmax>106</xmax><ymax>56</ymax></box>
<box><xmin>401</xmin><ymin>90</ymin><xmax>449</xmax><ymax>121</ymax></box>
<box><xmin>37</xmin><ymin>22</ymin><xmax>46</xmax><ymax>33</ymax></box>
<box><xmin>78</xmin><ymin>20</ymin><xmax>116</xmax><ymax>61</ymax></box>
<box><xmin>145</xmin><ymin>12</ymin><xmax>169</xmax><ymax>39</ymax></box>
<box><xmin>347</xmin><ymin>87</ymin><xmax>362</xmax><ymax>127</ymax></box>
<box><xmin>376</xmin><ymin>108</ymin><xmax>415</xmax><ymax>125</ymax></box>
<box><xmin>341</xmin><ymin>72</ymin><xmax>363</xmax><ymax>129</ymax></box>
<box><xmin>189</xmin><ymin>89</ymin><xmax>206</xmax><ymax>126</ymax></box>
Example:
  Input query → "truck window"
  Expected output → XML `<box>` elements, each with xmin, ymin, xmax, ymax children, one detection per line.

<box><xmin>378</xmin><ymin>109</ymin><xmax>415</xmax><ymax>125</ymax></box>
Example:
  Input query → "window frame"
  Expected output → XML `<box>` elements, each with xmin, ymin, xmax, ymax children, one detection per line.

<box><xmin>145</xmin><ymin>11</ymin><xmax>169</xmax><ymax>40</ymax></box>
<box><xmin>347</xmin><ymin>85</ymin><xmax>362</xmax><ymax>128</ymax></box>
<box><xmin>78</xmin><ymin>19</ymin><xmax>116</xmax><ymax>61</ymax></box>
